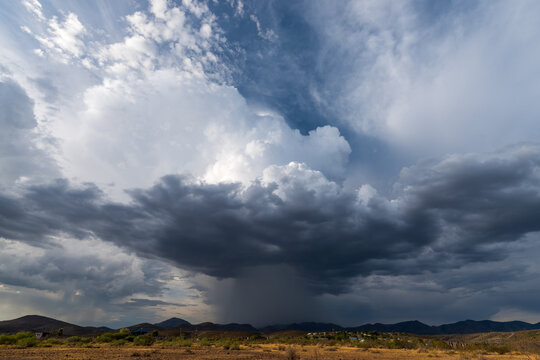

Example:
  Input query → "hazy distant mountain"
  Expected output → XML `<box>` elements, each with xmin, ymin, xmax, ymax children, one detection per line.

<box><xmin>172</xmin><ymin>322</ymin><xmax>258</xmax><ymax>332</ymax></box>
<box><xmin>3</xmin><ymin>315</ymin><xmax>540</xmax><ymax>336</ymax></box>
<box><xmin>0</xmin><ymin>315</ymin><xmax>112</xmax><ymax>335</ymax></box>
<box><xmin>154</xmin><ymin>317</ymin><xmax>190</xmax><ymax>328</ymax></box>
<box><xmin>347</xmin><ymin>319</ymin><xmax>540</xmax><ymax>335</ymax></box>
<box><xmin>261</xmin><ymin>322</ymin><xmax>344</xmax><ymax>333</ymax></box>
<box><xmin>438</xmin><ymin>320</ymin><xmax>540</xmax><ymax>334</ymax></box>
<box><xmin>349</xmin><ymin>320</ymin><xmax>438</xmax><ymax>334</ymax></box>
<box><xmin>126</xmin><ymin>322</ymin><xmax>163</xmax><ymax>332</ymax></box>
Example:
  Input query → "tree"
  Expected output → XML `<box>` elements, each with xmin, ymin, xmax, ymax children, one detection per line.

<box><xmin>56</xmin><ymin>328</ymin><xmax>63</xmax><ymax>337</ymax></box>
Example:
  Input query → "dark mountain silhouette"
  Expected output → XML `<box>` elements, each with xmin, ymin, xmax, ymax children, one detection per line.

<box><xmin>126</xmin><ymin>322</ymin><xmax>163</xmax><ymax>332</ymax></box>
<box><xmin>0</xmin><ymin>315</ymin><xmax>112</xmax><ymax>335</ymax></box>
<box><xmin>347</xmin><ymin>319</ymin><xmax>540</xmax><ymax>335</ymax></box>
<box><xmin>261</xmin><ymin>322</ymin><xmax>343</xmax><ymax>333</ymax></box>
<box><xmin>3</xmin><ymin>315</ymin><xmax>540</xmax><ymax>335</ymax></box>
<box><xmin>171</xmin><ymin>322</ymin><xmax>258</xmax><ymax>332</ymax></box>
<box><xmin>349</xmin><ymin>320</ymin><xmax>438</xmax><ymax>334</ymax></box>
<box><xmin>438</xmin><ymin>320</ymin><xmax>540</xmax><ymax>334</ymax></box>
<box><xmin>154</xmin><ymin>317</ymin><xmax>190</xmax><ymax>328</ymax></box>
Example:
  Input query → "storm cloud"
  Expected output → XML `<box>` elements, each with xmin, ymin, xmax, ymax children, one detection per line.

<box><xmin>3</xmin><ymin>0</ymin><xmax>540</xmax><ymax>327</ymax></box>
<box><xmin>2</xmin><ymin>145</ymin><xmax>540</xmax><ymax>303</ymax></box>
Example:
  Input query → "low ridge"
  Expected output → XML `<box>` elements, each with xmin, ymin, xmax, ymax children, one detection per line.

<box><xmin>0</xmin><ymin>315</ymin><xmax>112</xmax><ymax>335</ymax></box>
<box><xmin>2</xmin><ymin>315</ymin><xmax>540</xmax><ymax>335</ymax></box>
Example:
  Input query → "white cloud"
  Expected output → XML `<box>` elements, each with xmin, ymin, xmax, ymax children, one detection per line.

<box><xmin>306</xmin><ymin>0</ymin><xmax>540</xmax><ymax>157</ymax></box>
<box><xmin>49</xmin><ymin>68</ymin><xmax>349</xmax><ymax>199</ymax></box>
<box><xmin>35</xmin><ymin>13</ymin><xmax>86</xmax><ymax>61</ymax></box>
<box><xmin>21</xmin><ymin>0</ymin><xmax>44</xmax><ymax>20</ymax></box>
<box><xmin>249</xmin><ymin>14</ymin><xmax>277</xmax><ymax>42</ymax></box>
<box><xmin>10</xmin><ymin>0</ymin><xmax>352</xmax><ymax>199</ymax></box>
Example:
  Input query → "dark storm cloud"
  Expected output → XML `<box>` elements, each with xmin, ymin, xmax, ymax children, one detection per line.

<box><xmin>122</xmin><ymin>298</ymin><xmax>187</xmax><ymax>308</ymax></box>
<box><xmin>0</xmin><ymin>234</ymin><xmax>178</xmax><ymax>326</ymax></box>
<box><xmin>400</xmin><ymin>148</ymin><xmax>540</xmax><ymax>259</ymax></box>
<box><xmin>2</xmin><ymin>144</ymin><xmax>540</xmax><ymax>300</ymax></box>
<box><xmin>0</xmin><ymin>238</ymin><xmax>167</xmax><ymax>300</ymax></box>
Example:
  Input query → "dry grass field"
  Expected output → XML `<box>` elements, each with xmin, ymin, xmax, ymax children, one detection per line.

<box><xmin>1</xmin><ymin>344</ymin><xmax>539</xmax><ymax>360</ymax></box>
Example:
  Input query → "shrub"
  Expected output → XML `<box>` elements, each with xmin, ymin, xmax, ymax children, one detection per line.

<box><xmin>0</xmin><ymin>334</ymin><xmax>17</xmax><ymax>345</ymax></box>
<box><xmin>96</xmin><ymin>333</ymin><xmax>115</xmax><ymax>343</ymax></box>
<box><xmin>66</xmin><ymin>336</ymin><xmax>82</xmax><ymax>343</ymax></box>
<box><xmin>16</xmin><ymin>336</ymin><xmax>37</xmax><ymax>347</ymax></box>
<box><xmin>286</xmin><ymin>347</ymin><xmax>299</xmax><ymax>360</ymax></box>
<box><xmin>15</xmin><ymin>332</ymin><xmax>35</xmax><ymax>340</ymax></box>
<box><xmin>0</xmin><ymin>332</ymin><xmax>36</xmax><ymax>346</ymax></box>
<box><xmin>163</xmin><ymin>337</ymin><xmax>194</xmax><ymax>347</ymax></box>
<box><xmin>430</xmin><ymin>338</ymin><xmax>450</xmax><ymax>350</ymax></box>
<box><xmin>199</xmin><ymin>338</ymin><xmax>211</xmax><ymax>346</ymax></box>
<box><xmin>41</xmin><ymin>338</ymin><xmax>63</xmax><ymax>346</ymax></box>
<box><xmin>133</xmin><ymin>335</ymin><xmax>154</xmax><ymax>346</ymax></box>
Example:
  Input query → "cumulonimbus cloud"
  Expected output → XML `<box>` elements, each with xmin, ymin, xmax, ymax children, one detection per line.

<box><xmin>2</xmin><ymin>145</ymin><xmax>540</xmax><ymax>297</ymax></box>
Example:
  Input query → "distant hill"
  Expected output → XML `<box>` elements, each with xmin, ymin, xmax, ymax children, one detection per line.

<box><xmin>347</xmin><ymin>319</ymin><xmax>540</xmax><ymax>335</ymax></box>
<box><xmin>3</xmin><ymin>315</ymin><xmax>540</xmax><ymax>336</ymax></box>
<box><xmin>259</xmin><ymin>319</ymin><xmax>540</xmax><ymax>335</ymax></box>
<box><xmin>349</xmin><ymin>320</ymin><xmax>438</xmax><ymax>334</ymax></box>
<box><xmin>0</xmin><ymin>315</ymin><xmax>112</xmax><ymax>335</ymax></box>
<box><xmin>154</xmin><ymin>317</ymin><xmax>190</xmax><ymax>328</ymax></box>
<box><xmin>172</xmin><ymin>322</ymin><xmax>258</xmax><ymax>332</ymax></box>
<box><xmin>126</xmin><ymin>322</ymin><xmax>163</xmax><ymax>332</ymax></box>
<box><xmin>129</xmin><ymin>319</ymin><xmax>257</xmax><ymax>333</ymax></box>
<box><xmin>438</xmin><ymin>320</ymin><xmax>540</xmax><ymax>334</ymax></box>
<box><xmin>261</xmin><ymin>322</ymin><xmax>343</xmax><ymax>333</ymax></box>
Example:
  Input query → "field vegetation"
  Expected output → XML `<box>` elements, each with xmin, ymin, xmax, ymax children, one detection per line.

<box><xmin>1</xmin><ymin>328</ymin><xmax>540</xmax><ymax>359</ymax></box>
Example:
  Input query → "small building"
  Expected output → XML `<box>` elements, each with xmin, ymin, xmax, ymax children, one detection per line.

<box><xmin>132</xmin><ymin>328</ymin><xmax>148</xmax><ymax>335</ymax></box>
<box><xmin>35</xmin><ymin>332</ymin><xmax>49</xmax><ymax>339</ymax></box>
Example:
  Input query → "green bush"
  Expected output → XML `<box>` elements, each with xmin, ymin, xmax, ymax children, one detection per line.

<box><xmin>161</xmin><ymin>336</ymin><xmax>192</xmax><ymax>347</ymax></box>
<box><xmin>96</xmin><ymin>333</ymin><xmax>115</xmax><ymax>343</ymax></box>
<box><xmin>0</xmin><ymin>334</ymin><xmax>17</xmax><ymax>345</ymax></box>
<box><xmin>112</xmin><ymin>339</ymin><xmax>128</xmax><ymax>346</ymax></box>
<box><xmin>16</xmin><ymin>337</ymin><xmax>37</xmax><ymax>347</ymax></box>
<box><xmin>430</xmin><ymin>338</ymin><xmax>450</xmax><ymax>350</ymax></box>
<box><xmin>15</xmin><ymin>332</ymin><xmax>35</xmax><ymax>340</ymax></box>
<box><xmin>95</xmin><ymin>329</ymin><xmax>132</xmax><ymax>343</ymax></box>
<box><xmin>65</xmin><ymin>336</ymin><xmax>81</xmax><ymax>343</ymax></box>
<box><xmin>0</xmin><ymin>332</ymin><xmax>36</xmax><ymax>346</ymax></box>
<box><xmin>199</xmin><ymin>337</ymin><xmax>211</xmax><ymax>346</ymax></box>
<box><xmin>41</xmin><ymin>338</ymin><xmax>63</xmax><ymax>346</ymax></box>
<box><xmin>133</xmin><ymin>335</ymin><xmax>154</xmax><ymax>346</ymax></box>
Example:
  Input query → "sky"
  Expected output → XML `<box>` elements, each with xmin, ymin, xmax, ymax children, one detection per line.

<box><xmin>1</xmin><ymin>0</ymin><xmax>540</xmax><ymax>328</ymax></box>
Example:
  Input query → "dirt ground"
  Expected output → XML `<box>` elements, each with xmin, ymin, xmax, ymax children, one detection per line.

<box><xmin>0</xmin><ymin>345</ymin><xmax>537</xmax><ymax>360</ymax></box>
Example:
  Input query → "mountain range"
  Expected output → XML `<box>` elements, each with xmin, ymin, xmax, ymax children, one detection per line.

<box><xmin>2</xmin><ymin>315</ymin><xmax>540</xmax><ymax>336</ymax></box>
